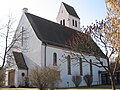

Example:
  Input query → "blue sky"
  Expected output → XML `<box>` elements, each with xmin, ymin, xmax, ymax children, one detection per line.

<box><xmin>0</xmin><ymin>0</ymin><xmax>107</xmax><ymax>26</ymax></box>
<box><xmin>0</xmin><ymin>0</ymin><xmax>107</xmax><ymax>65</ymax></box>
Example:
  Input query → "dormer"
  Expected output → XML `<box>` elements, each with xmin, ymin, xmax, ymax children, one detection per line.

<box><xmin>56</xmin><ymin>2</ymin><xmax>81</xmax><ymax>31</ymax></box>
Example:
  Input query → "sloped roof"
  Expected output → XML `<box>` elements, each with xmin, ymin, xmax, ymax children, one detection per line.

<box><xmin>25</xmin><ymin>13</ymin><xmax>77</xmax><ymax>48</ymax></box>
<box><xmin>62</xmin><ymin>2</ymin><xmax>80</xmax><ymax>19</ymax></box>
<box><xmin>13</xmin><ymin>52</ymin><xmax>28</xmax><ymax>70</ymax></box>
<box><xmin>25</xmin><ymin>13</ymin><xmax>105</xmax><ymax>58</ymax></box>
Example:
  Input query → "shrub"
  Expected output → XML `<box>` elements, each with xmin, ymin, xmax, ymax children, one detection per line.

<box><xmin>29</xmin><ymin>66</ymin><xmax>61</xmax><ymax>90</ymax></box>
<box><xmin>0</xmin><ymin>68</ymin><xmax>5</xmax><ymax>87</ymax></box>
<box><xmin>72</xmin><ymin>75</ymin><xmax>82</xmax><ymax>87</ymax></box>
<box><xmin>84</xmin><ymin>74</ymin><xmax>93</xmax><ymax>87</ymax></box>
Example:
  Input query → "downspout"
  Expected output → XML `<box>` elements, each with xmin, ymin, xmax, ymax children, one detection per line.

<box><xmin>44</xmin><ymin>43</ymin><xmax>47</xmax><ymax>67</ymax></box>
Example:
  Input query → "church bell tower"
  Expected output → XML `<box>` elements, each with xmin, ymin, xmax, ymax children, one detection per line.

<box><xmin>56</xmin><ymin>2</ymin><xmax>81</xmax><ymax>31</ymax></box>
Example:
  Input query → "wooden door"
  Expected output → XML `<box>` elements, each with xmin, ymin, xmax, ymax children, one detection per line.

<box><xmin>8</xmin><ymin>69</ymin><xmax>15</xmax><ymax>86</ymax></box>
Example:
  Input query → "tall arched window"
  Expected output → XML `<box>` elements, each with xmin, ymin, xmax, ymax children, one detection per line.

<box><xmin>72</xmin><ymin>19</ymin><xmax>74</xmax><ymax>26</ymax></box>
<box><xmin>63</xmin><ymin>19</ymin><xmax>65</xmax><ymax>26</ymax></box>
<box><xmin>53</xmin><ymin>53</ymin><xmax>57</xmax><ymax>66</ymax></box>
<box><xmin>90</xmin><ymin>59</ymin><xmax>93</xmax><ymax>76</ymax></box>
<box><xmin>79</xmin><ymin>57</ymin><xmax>83</xmax><ymax>75</ymax></box>
<box><xmin>75</xmin><ymin>20</ymin><xmax>77</xmax><ymax>27</ymax></box>
<box><xmin>60</xmin><ymin>20</ymin><xmax>62</xmax><ymax>25</ymax></box>
<box><xmin>67</xmin><ymin>55</ymin><xmax>71</xmax><ymax>75</ymax></box>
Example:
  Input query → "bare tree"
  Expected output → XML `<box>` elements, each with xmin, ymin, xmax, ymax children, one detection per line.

<box><xmin>29</xmin><ymin>66</ymin><xmax>61</xmax><ymax>90</ymax></box>
<box><xmin>66</xmin><ymin>17</ymin><xmax>119</xmax><ymax>90</ymax></box>
<box><xmin>0</xmin><ymin>16</ymin><xmax>25</xmax><ymax>70</ymax></box>
<box><xmin>0</xmin><ymin>16</ymin><xmax>15</xmax><ymax>70</ymax></box>
<box><xmin>86</xmin><ymin>19</ymin><xmax>120</xmax><ymax>90</ymax></box>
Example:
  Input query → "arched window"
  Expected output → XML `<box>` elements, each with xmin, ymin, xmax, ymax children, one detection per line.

<box><xmin>60</xmin><ymin>20</ymin><xmax>62</xmax><ymax>25</ymax></box>
<box><xmin>75</xmin><ymin>20</ymin><xmax>77</xmax><ymax>27</ymax></box>
<box><xmin>72</xmin><ymin>19</ymin><xmax>74</xmax><ymax>26</ymax></box>
<box><xmin>90</xmin><ymin>59</ymin><xmax>93</xmax><ymax>76</ymax></box>
<box><xmin>67</xmin><ymin>55</ymin><xmax>71</xmax><ymax>75</ymax></box>
<box><xmin>79</xmin><ymin>57</ymin><xmax>83</xmax><ymax>75</ymax></box>
<box><xmin>53</xmin><ymin>53</ymin><xmax>57</xmax><ymax>66</ymax></box>
<box><xmin>63</xmin><ymin>19</ymin><xmax>65</xmax><ymax>26</ymax></box>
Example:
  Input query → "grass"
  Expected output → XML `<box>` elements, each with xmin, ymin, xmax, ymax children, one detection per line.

<box><xmin>0</xmin><ymin>88</ymin><xmax>120</xmax><ymax>90</ymax></box>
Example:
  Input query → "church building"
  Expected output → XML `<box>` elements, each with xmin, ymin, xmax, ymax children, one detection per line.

<box><xmin>5</xmin><ymin>2</ymin><xmax>107</xmax><ymax>87</ymax></box>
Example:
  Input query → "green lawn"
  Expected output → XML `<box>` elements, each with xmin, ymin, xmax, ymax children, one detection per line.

<box><xmin>0</xmin><ymin>88</ymin><xmax>120</xmax><ymax>90</ymax></box>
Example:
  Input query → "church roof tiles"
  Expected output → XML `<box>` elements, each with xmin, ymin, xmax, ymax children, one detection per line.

<box><xmin>25</xmin><ymin>13</ymin><xmax>105</xmax><ymax>58</ymax></box>
<box><xmin>13</xmin><ymin>52</ymin><xmax>28</xmax><ymax>70</ymax></box>
<box><xmin>62</xmin><ymin>2</ymin><xmax>80</xmax><ymax>19</ymax></box>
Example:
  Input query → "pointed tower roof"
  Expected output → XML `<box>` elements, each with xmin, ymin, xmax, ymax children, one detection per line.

<box><xmin>62</xmin><ymin>2</ymin><xmax>80</xmax><ymax>19</ymax></box>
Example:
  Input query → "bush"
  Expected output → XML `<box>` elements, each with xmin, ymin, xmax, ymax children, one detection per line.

<box><xmin>0</xmin><ymin>68</ymin><xmax>5</xmax><ymax>87</ymax></box>
<box><xmin>84</xmin><ymin>74</ymin><xmax>93</xmax><ymax>87</ymax></box>
<box><xmin>72</xmin><ymin>75</ymin><xmax>82</xmax><ymax>87</ymax></box>
<box><xmin>29</xmin><ymin>66</ymin><xmax>61</xmax><ymax>89</ymax></box>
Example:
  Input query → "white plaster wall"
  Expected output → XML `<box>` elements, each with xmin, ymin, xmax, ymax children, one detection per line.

<box><xmin>56</xmin><ymin>3</ymin><xmax>69</xmax><ymax>26</ymax></box>
<box><xmin>5</xmin><ymin>13</ymin><xmax>42</xmax><ymax>87</ymax></box>
<box><xmin>69</xmin><ymin>15</ymin><xmax>80</xmax><ymax>31</ymax></box>
<box><xmin>41</xmin><ymin>45</ymin><xmax>106</xmax><ymax>87</ymax></box>
<box><xmin>81</xmin><ymin>56</ymin><xmax>104</xmax><ymax>86</ymax></box>
<box><xmin>17</xmin><ymin>70</ymin><xmax>27</xmax><ymax>87</ymax></box>
<box><xmin>17</xmin><ymin>13</ymin><xmax>42</xmax><ymax>70</ymax></box>
<box><xmin>41</xmin><ymin>45</ymin><xmax>75</xmax><ymax>87</ymax></box>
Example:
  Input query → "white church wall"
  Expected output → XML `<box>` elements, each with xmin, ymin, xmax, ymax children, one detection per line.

<box><xmin>56</xmin><ymin>3</ymin><xmax>69</xmax><ymax>27</ymax></box>
<box><xmin>82</xmin><ymin>56</ymin><xmax>106</xmax><ymax>86</ymax></box>
<box><xmin>41</xmin><ymin>45</ymin><xmax>76</xmax><ymax>87</ymax></box>
<box><xmin>17</xmin><ymin>13</ymin><xmax>43</xmax><ymax>70</ymax></box>
<box><xmin>69</xmin><ymin>15</ymin><xmax>80</xmax><ymax>31</ymax></box>
<box><xmin>41</xmin><ymin>45</ymin><xmax>106</xmax><ymax>87</ymax></box>
<box><xmin>17</xmin><ymin>70</ymin><xmax>27</xmax><ymax>87</ymax></box>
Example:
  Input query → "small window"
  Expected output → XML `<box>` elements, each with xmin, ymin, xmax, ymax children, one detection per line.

<box><xmin>22</xmin><ymin>72</ymin><xmax>25</xmax><ymax>77</ymax></box>
<box><xmin>63</xmin><ymin>19</ymin><xmax>65</xmax><ymax>26</ymax></box>
<box><xmin>60</xmin><ymin>20</ymin><xmax>62</xmax><ymax>25</ymax></box>
<box><xmin>53</xmin><ymin>53</ymin><xmax>57</xmax><ymax>66</ymax></box>
<box><xmin>75</xmin><ymin>20</ymin><xmax>77</xmax><ymax>27</ymax></box>
<box><xmin>72</xmin><ymin>19</ymin><xmax>74</xmax><ymax>26</ymax></box>
<box><xmin>67</xmin><ymin>55</ymin><xmax>71</xmax><ymax>75</ymax></box>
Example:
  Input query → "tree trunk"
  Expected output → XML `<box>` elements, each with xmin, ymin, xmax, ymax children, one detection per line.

<box><xmin>111</xmin><ymin>76</ymin><xmax>116</xmax><ymax>90</ymax></box>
